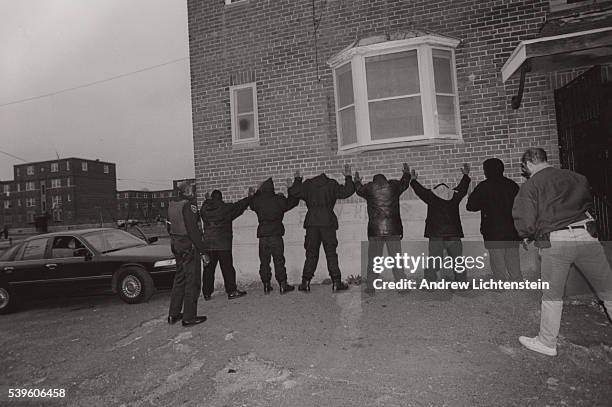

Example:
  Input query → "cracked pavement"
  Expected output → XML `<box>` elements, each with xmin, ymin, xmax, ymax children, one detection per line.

<box><xmin>1</xmin><ymin>285</ymin><xmax>611</xmax><ymax>406</ymax></box>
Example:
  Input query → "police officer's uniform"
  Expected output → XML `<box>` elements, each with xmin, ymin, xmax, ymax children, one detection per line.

<box><xmin>167</xmin><ymin>195</ymin><xmax>208</xmax><ymax>325</ymax></box>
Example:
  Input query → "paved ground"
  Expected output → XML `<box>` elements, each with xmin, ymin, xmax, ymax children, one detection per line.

<box><xmin>1</xmin><ymin>284</ymin><xmax>611</xmax><ymax>407</ymax></box>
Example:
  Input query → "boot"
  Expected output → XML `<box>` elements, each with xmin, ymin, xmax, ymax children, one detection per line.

<box><xmin>279</xmin><ymin>281</ymin><xmax>295</xmax><ymax>294</ymax></box>
<box><xmin>332</xmin><ymin>278</ymin><xmax>349</xmax><ymax>292</ymax></box>
<box><xmin>297</xmin><ymin>278</ymin><xmax>311</xmax><ymax>292</ymax></box>
<box><xmin>263</xmin><ymin>282</ymin><xmax>273</xmax><ymax>295</ymax></box>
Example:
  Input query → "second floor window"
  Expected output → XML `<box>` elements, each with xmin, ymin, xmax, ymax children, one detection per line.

<box><xmin>3</xmin><ymin>201</ymin><xmax>10</xmax><ymax>209</ymax></box>
<box><xmin>81</xmin><ymin>161</ymin><xmax>88</xmax><ymax>172</ymax></box>
<box><xmin>230</xmin><ymin>82</ymin><xmax>259</xmax><ymax>144</ymax></box>
<box><xmin>104</xmin><ymin>165</ymin><xmax>110</xmax><ymax>174</ymax></box>
<box><xmin>27</xmin><ymin>166</ymin><xmax>34</xmax><ymax>175</ymax></box>
<box><xmin>51</xmin><ymin>162</ymin><xmax>59</xmax><ymax>172</ymax></box>
<box><xmin>51</xmin><ymin>179</ymin><xmax>62</xmax><ymax>188</ymax></box>
<box><xmin>26</xmin><ymin>198</ymin><xmax>36</xmax><ymax>207</ymax></box>
<box><xmin>25</xmin><ymin>182</ymin><xmax>35</xmax><ymax>191</ymax></box>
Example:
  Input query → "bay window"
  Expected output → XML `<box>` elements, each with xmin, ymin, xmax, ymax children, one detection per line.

<box><xmin>329</xmin><ymin>34</ymin><xmax>462</xmax><ymax>153</ymax></box>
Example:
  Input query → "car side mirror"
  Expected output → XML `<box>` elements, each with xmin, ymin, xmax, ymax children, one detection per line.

<box><xmin>73</xmin><ymin>248</ymin><xmax>92</xmax><ymax>260</ymax></box>
<box><xmin>147</xmin><ymin>236</ymin><xmax>158</xmax><ymax>244</ymax></box>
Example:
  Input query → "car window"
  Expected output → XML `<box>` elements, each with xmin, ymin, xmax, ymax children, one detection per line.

<box><xmin>83</xmin><ymin>229</ymin><xmax>145</xmax><ymax>253</ymax></box>
<box><xmin>0</xmin><ymin>244</ymin><xmax>21</xmax><ymax>261</ymax></box>
<box><xmin>51</xmin><ymin>236</ymin><xmax>86</xmax><ymax>258</ymax></box>
<box><xmin>20</xmin><ymin>238</ymin><xmax>48</xmax><ymax>261</ymax></box>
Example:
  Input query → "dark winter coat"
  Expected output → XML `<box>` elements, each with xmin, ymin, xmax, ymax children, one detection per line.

<box><xmin>467</xmin><ymin>161</ymin><xmax>520</xmax><ymax>247</ymax></box>
<box><xmin>249</xmin><ymin>178</ymin><xmax>299</xmax><ymax>238</ymax></box>
<box><xmin>355</xmin><ymin>173</ymin><xmax>411</xmax><ymax>238</ymax></box>
<box><xmin>200</xmin><ymin>194</ymin><xmax>251</xmax><ymax>250</ymax></box>
<box><xmin>411</xmin><ymin>175</ymin><xmax>470</xmax><ymax>238</ymax></box>
<box><xmin>289</xmin><ymin>173</ymin><xmax>355</xmax><ymax>230</ymax></box>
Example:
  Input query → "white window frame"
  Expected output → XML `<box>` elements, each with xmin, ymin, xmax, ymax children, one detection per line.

<box><xmin>26</xmin><ymin>198</ymin><xmax>36</xmax><ymax>207</ymax></box>
<box><xmin>81</xmin><ymin>161</ymin><xmax>88</xmax><ymax>172</ymax></box>
<box><xmin>3</xmin><ymin>200</ymin><xmax>10</xmax><ymax>209</ymax></box>
<box><xmin>328</xmin><ymin>35</ymin><xmax>462</xmax><ymax>154</ymax></box>
<box><xmin>25</xmin><ymin>182</ymin><xmax>35</xmax><ymax>191</ymax></box>
<box><xmin>52</xmin><ymin>195</ymin><xmax>62</xmax><ymax>208</ymax></box>
<box><xmin>26</xmin><ymin>166</ymin><xmax>34</xmax><ymax>175</ymax></box>
<box><xmin>51</xmin><ymin>179</ymin><xmax>61</xmax><ymax>189</ymax></box>
<box><xmin>51</xmin><ymin>162</ymin><xmax>59</xmax><ymax>172</ymax></box>
<box><xmin>66</xmin><ymin>161</ymin><xmax>70</xmax><ymax>171</ymax></box>
<box><xmin>103</xmin><ymin>165</ymin><xmax>109</xmax><ymax>174</ymax></box>
<box><xmin>229</xmin><ymin>82</ymin><xmax>259</xmax><ymax>145</ymax></box>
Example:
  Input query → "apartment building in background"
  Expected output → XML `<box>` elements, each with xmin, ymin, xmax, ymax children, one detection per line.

<box><xmin>0</xmin><ymin>158</ymin><xmax>117</xmax><ymax>229</ymax></box>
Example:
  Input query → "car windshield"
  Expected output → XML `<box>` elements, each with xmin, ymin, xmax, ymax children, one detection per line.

<box><xmin>82</xmin><ymin>229</ymin><xmax>146</xmax><ymax>254</ymax></box>
<box><xmin>0</xmin><ymin>244</ymin><xmax>21</xmax><ymax>261</ymax></box>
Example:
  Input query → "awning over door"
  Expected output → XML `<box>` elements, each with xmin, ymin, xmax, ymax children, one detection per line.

<box><xmin>501</xmin><ymin>26</ymin><xmax>612</xmax><ymax>83</ymax></box>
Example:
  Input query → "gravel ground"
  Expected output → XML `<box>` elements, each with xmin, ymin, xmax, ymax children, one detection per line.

<box><xmin>1</xmin><ymin>284</ymin><xmax>611</xmax><ymax>407</ymax></box>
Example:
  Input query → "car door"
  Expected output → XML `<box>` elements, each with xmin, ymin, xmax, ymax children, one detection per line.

<box><xmin>5</xmin><ymin>237</ymin><xmax>51</xmax><ymax>292</ymax></box>
<box><xmin>45</xmin><ymin>235</ymin><xmax>106</xmax><ymax>289</ymax></box>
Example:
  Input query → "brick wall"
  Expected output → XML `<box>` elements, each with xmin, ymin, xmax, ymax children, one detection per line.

<box><xmin>188</xmin><ymin>0</ymin><xmax>562</xmax><ymax>203</ymax></box>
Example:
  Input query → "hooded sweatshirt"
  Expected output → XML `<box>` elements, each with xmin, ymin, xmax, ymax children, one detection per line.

<box><xmin>467</xmin><ymin>159</ymin><xmax>520</xmax><ymax>245</ymax></box>
<box><xmin>249</xmin><ymin>178</ymin><xmax>299</xmax><ymax>237</ymax></box>
<box><xmin>411</xmin><ymin>175</ymin><xmax>470</xmax><ymax>238</ymax></box>
<box><xmin>355</xmin><ymin>172</ymin><xmax>411</xmax><ymax>237</ymax></box>
<box><xmin>289</xmin><ymin>173</ymin><xmax>355</xmax><ymax>230</ymax></box>
<box><xmin>200</xmin><ymin>192</ymin><xmax>251</xmax><ymax>250</ymax></box>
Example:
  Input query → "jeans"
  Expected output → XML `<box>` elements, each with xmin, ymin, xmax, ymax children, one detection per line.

<box><xmin>538</xmin><ymin>227</ymin><xmax>612</xmax><ymax>347</ymax></box>
<box><xmin>259</xmin><ymin>235</ymin><xmax>288</xmax><ymax>284</ymax></box>
<box><xmin>488</xmin><ymin>246</ymin><xmax>523</xmax><ymax>282</ymax></box>
<box><xmin>365</xmin><ymin>236</ymin><xmax>407</xmax><ymax>289</ymax></box>
<box><xmin>425</xmin><ymin>237</ymin><xmax>464</xmax><ymax>282</ymax></box>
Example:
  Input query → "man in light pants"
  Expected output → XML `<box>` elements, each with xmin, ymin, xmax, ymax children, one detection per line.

<box><xmin>512</xmin><ymin>147</ymin><xmax>612</xmax><ymax>356</ymax></box>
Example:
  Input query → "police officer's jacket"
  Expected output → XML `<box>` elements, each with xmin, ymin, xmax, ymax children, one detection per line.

<box><xmin>167</xmin><ymin>197</ymin><xmax>207</xmax><ymax>254</ymax></box>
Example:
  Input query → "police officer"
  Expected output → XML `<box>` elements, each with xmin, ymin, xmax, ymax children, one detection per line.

<box><xmin>167</xmin><ymin>181</ymin><xmax>208</xmax><ymax>327</ymax></box>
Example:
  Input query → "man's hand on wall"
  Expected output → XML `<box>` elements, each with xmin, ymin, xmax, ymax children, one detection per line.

<box><xmin>461</xmin><ymin>163</ymin><xmax>470</xmax><ymax>175</ymax></box>
<box><xmin>402</xmin><ymin>163</ymin><xmax>410</xmax><ymax>174</ymax></box>
<box><xmin>343</xmin><ymin>164</ymin><xmax>352</xmax><ymax>177</ymax></box>
<box><xmin>354</xmin><ymin>171</ymin><xmax>362</xmax><ymax>184</ymax></box>
<box><xmin>204</xmin><ymin>192</ymin><xmax>210</xmax><ymax>200</ymax></box>
<box><xmin>410</xmin><ymin>168</ymin><xmax>418</xmax><ymax>181</ymax></box>
<box><xmin>294</xmin><ymin>169</ymin><xmax>301</xmax><ymax>179</ymax></box>
<box><xmin>248</xmin><ymin>187</ymin><xmax>255</xmax><ymax>197</ymax></box>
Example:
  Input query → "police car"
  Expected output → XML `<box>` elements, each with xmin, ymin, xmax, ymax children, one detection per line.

<box><xmin>0</xmin><ymin>228</ymin><xmax>176</xmax><ymax>313</ymax></box>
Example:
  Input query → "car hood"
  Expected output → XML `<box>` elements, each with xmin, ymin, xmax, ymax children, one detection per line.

<box><xmin>102</xmin><ymin>244</ymin><xmax>173</xmax><ymax>259</ymax></box>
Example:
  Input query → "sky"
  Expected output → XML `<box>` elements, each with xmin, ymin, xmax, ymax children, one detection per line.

<box><xmin>0</xmin><ymin>0</ymin><xmax>194</xmax><ymax>191</ymax></box>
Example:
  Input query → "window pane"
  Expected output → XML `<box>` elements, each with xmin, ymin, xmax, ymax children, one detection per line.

<box><xmin>22</xmin><ymin>238</ymin><xmax>47</xmax><ymax>260</ymax></box>
<box><xmin>236</xmin><ymin>113</ymin><xmax>255</xmax><ymax>140</ymax></box>
<box><xmin>436</xmin><ymin>95</ymin><xmax>456</xmax><ymax>134</ymax></box>
<box><xmin>236</xmin><ymin>88</ymin><xmax>253</xmax><ymax>113</ymax></box>
<box><xmin>369</xmin><ymin>97</ymin><xmax>424</xmax><ymax>139</ymax></box>
<box><xmin>339</xmin><ymin>106</ymin><xmax>357</xmax><ymax>146</ymax></box>
<box><xmin>366</xmin><ymin>51</ymin><xmax>419</xmax><ymax>99</ymax></box>
<box><xmin>433</xmin><ymin>49</ymin><xmax>453</xmax><ymax>94</ymax></box>
<box><xmin>336</xmin><ymin>63</ymin><xmax>354</xmax><ymax>108</ymax></box>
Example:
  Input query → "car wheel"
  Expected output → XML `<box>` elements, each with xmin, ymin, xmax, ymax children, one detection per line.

<box><xmin>0</xmin><ymin>284</ymin><xmax>18</xmax><ymax>314</ymax></box>
<box><xmin>116</xmin><ymin>267</ymin><xmax>155</xmax><ymax>304</ymax></box>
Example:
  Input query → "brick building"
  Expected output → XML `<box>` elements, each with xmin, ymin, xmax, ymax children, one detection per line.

<box><xmin>186</xmin><ymin>0</ymin><xmax>611</xmax><ymax>282</ymax></box>
<box><xmin>0</xmin><ymin>158</ymin><xmax>117</xmax><ymax>229</ymax></box>
<box><xmin>116</xmin><ymin>178</ymin><xmax>196</xmax><ymax>222</ymax></box>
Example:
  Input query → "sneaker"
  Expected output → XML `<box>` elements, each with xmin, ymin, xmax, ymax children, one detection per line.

<box><xmin>519</xmin><ymin>336</ymin><xmax>557</xmax><ymax>356</ymax></box>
